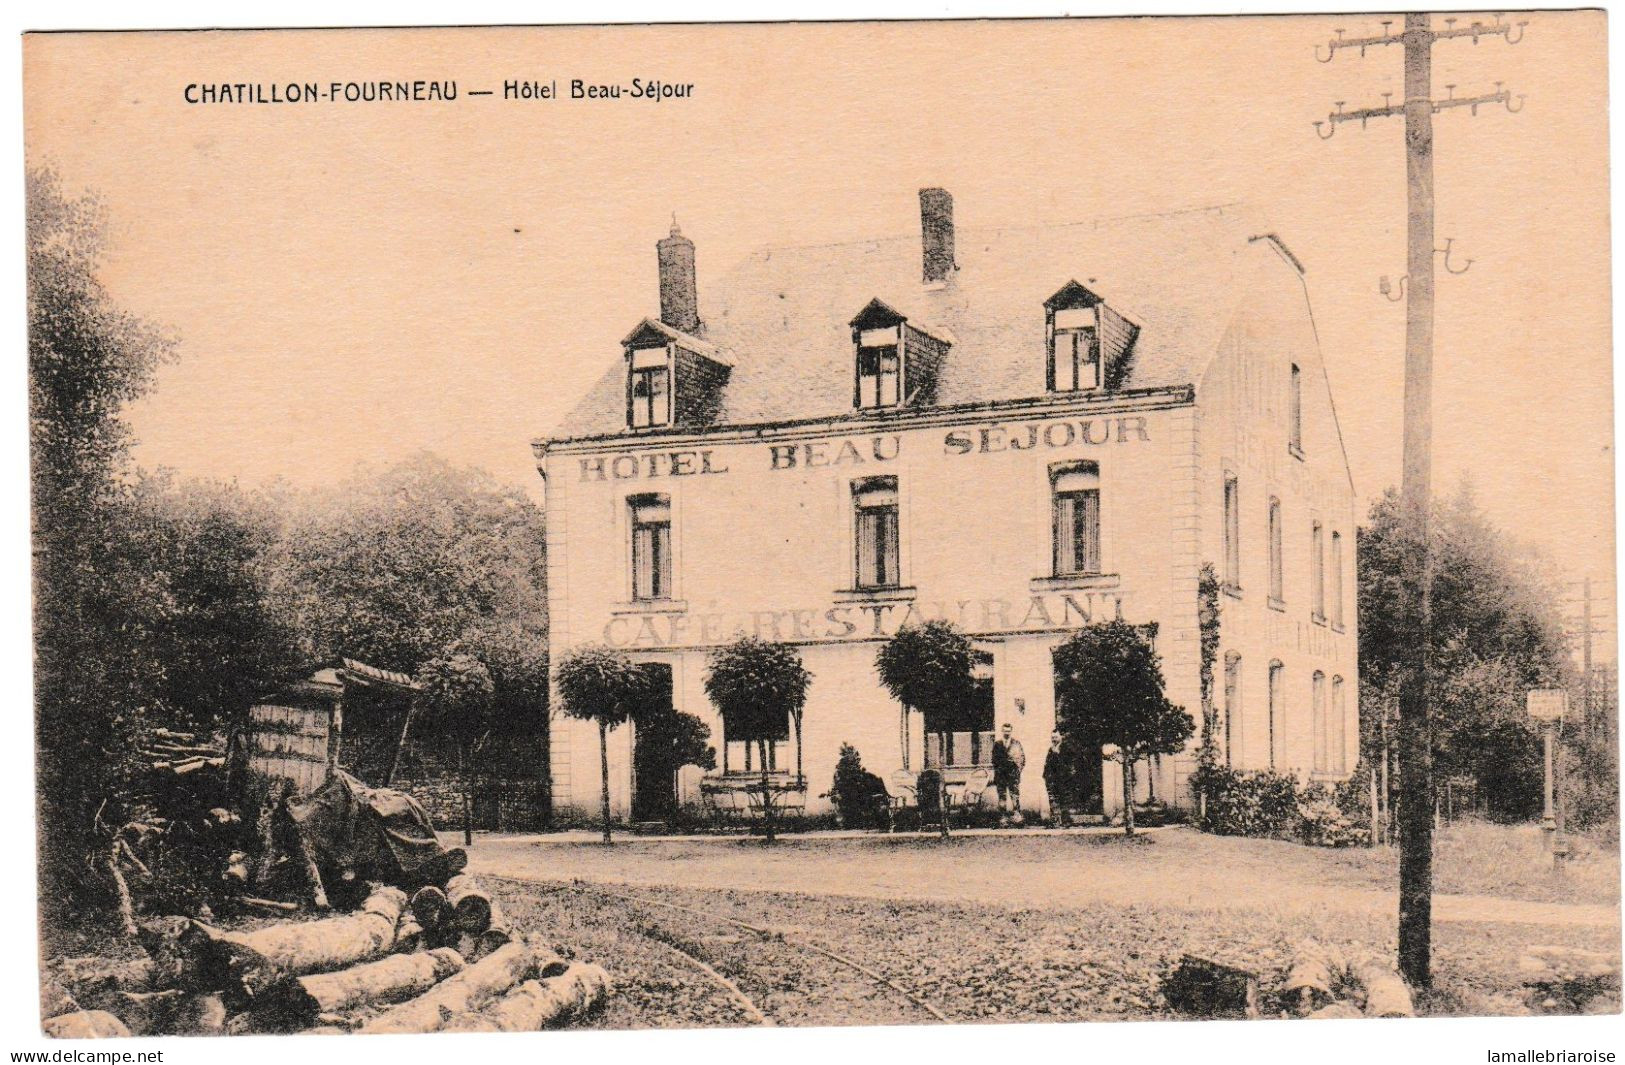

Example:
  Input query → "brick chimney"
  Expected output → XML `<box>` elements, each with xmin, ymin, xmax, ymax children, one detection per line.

<box><xmin>919</xmin><ymin>187</ymin><xmax>956</xmax><ymax>285</ymax></box>
<box><xmin>657</xmin><ymin>219</ymin><xmax>700</xmax><ymax>335</ymax></box>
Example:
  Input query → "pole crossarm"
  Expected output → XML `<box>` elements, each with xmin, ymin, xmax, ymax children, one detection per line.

<box><xmin>1315</xmin><ymin>85</ymin><xmax>1522</xmax><ymax>138</ymax></box>
<box><xmin>1316</xmin><ymin>15</ymin><xmax>1526</xmax><ymax>61</ymax></box>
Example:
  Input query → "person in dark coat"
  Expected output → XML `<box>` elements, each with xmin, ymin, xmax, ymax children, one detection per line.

<box><xmin>991</xmin><ymin>723</ymin><xmax>1026</xmax><ymax>826</ymax></box>
<box><xmin>1041</xmin><ymin>731</ymin><xmax>1076</xmax><ymax>827</ymax></box>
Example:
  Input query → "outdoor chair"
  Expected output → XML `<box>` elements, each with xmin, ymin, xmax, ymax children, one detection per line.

<box><xmin>957</xmin><ymin>767</ymin><xmax>993</xmax><ymax>809</ymax></box>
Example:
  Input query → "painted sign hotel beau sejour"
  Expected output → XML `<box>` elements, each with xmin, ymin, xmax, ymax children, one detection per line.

<box><xmin>535</xmin><ymin>189</ymin><xmax>1360</xmax><ymax>818</ymax></box>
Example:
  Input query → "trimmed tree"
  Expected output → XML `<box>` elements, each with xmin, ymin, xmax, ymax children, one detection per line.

<box><xmin>704</xmin><ymin>636</ymin><xmax>811</xmax><ymax>845</ymax></box>
<box><xmin>555</xmin><ymin>645</ymin><xmax>651</xmax><ymax>844</ymax></box>
<box><xmin>874</xmin><ymin>621</ymin><xmax>977</xmax><ymax>838</ymax></box>
<box><xmin>1053</xmin><ymin>620</ymin><xmax>1195</xmax><ymax>837</ymax></box>
<box><xmin>417</xmin><ymin>652</ymin><xmax>496</xmax><ymax>846</ymax></box>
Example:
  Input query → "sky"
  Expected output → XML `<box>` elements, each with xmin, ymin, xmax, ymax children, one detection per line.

<box><xmin>22</xmin><ymin>15</ymin><xmax>1614</xmax><ymax>592</ymax></box>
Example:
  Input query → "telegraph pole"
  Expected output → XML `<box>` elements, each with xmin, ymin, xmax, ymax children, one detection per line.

<box><xmin>1314</xmin><ymin>12</ymin><xmax>1525</xmax><ymax>988</ymax></box>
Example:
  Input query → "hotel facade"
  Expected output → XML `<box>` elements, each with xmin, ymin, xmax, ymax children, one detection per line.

<box><xmin>536</xmin><ymin>190</ymin><xmax>1359</xmax><ymax>822</ymax></box>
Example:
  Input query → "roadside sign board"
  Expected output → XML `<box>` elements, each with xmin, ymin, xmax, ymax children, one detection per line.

<box><xmin>1526</xmin><ymin>689</ymin><xmax>1569</xmax><ymax>723</ymax></box>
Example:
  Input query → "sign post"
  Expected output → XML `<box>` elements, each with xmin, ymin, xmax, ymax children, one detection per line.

<box><xmin>1526</xmin><ymin>689</ymin><xmax>1569</xmax><ymax>865</ymax></box>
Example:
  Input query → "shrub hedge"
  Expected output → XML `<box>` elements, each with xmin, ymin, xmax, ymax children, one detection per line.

<box><xmin>1190</xmin><ymin>763</ymin><xmax>1372</xmax><ymax>847</ymax></box>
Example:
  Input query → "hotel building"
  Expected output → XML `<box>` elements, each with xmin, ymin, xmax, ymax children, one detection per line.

<box><xmin>535</xmin><ymin>189</ymin><xmax>1359</xmax><ymax>821</ymax></box>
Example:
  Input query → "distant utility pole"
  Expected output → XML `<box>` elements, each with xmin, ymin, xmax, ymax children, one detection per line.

<box><xmin>1314</xmin><ymin>12</ymin><xmax>1525</xmax><ymax>988</ymax></box>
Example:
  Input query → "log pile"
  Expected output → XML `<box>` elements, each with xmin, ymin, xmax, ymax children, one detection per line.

<box><xmin>1282</xmin><ymin>940</ymin><xmax>1415</xmax><ymax>1019</ymax></box>
<box><xmin>43</xmin><ymin>882</ymin><xmax>611</xmax><ymax>1037</ymax></box>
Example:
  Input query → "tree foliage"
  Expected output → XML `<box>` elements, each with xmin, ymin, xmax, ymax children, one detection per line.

<box><xmin>270</xmin><ymin>453</ymin><xmax>547</xmax><ymax>676</ymax></box>
<box><xmin>873</xmin><ymin>620</ymin><xmax>976</xmax><ymax>719</ymax></box>
<box><xmin>632</xmin><ymin>705</ymin><xmax>717</xmax><ymax>774</ymax></box>
<box><xmin>704</xmin><ymin>636</ymin><xmax>812</xmax><ymax>843</ymax></box>
<box><xmin>1053</xmin><ymin>620</ymin><xmax>1194</xmax><ymax>835</ymax></box>
<box><xmin>1358</xmin><ymin>482</ymin><xmax>1573</xmax><ymax>820</ymax></box>
<box><xmin>556</xmin><ymin>644</ymin><xmax>649</xmax><ymax>843</ymax></box>
<box><xmin>30</xmin><ymin>169</ymin><xmax>178</xmax><ymax>907</ymax></box>
<box><xmin>555</xmin><ymin>645</ymin><xmax>650</xmax><ymax>731</ymax></box>
<box><xmin>704</xmin><ymin>635</ymin><xmax>812</xmax><ymax>742</ymax></box>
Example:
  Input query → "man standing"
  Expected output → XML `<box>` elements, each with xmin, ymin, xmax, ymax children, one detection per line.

<box><xmin>1041</xmin><ymin>730</ymin><xmax>1074</xmax><ymax>827</ymax></box>
<box><xmin>991</xmin><ymin>723</ymin><xmax>1026</xmax><ymax>826</ymax></box>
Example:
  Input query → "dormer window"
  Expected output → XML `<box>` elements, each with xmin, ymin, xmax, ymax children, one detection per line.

<box><xmin>850</xmin><ymin>298</ymin><xmax>950</xmax><ymax>411</ymax></box>
<box><xmin>627</xmin><ymin>342</ymin><xmax>671</xmax><ymax>428</ymax></box>
<box><xmin>620</xmin><ymin>317</ymin><xmax>730</xmax><ymax>432</ymax></box>
<box><xmin>1053</xmin><ymin>307</ymin><xmax>1101</xmax><ymax>392</ymax></box>
<box><xmin>856</xmin><ymin>327</ymin><xmax>902</xmax><ymax>408</ymax></box>
<box><xmin>1045</xmin><ymin>280</ymin><xmax>1139</xmax><ymax>394</ymax></box>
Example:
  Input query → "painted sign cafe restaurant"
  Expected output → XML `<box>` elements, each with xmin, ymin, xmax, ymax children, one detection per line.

<box><xmin>535</xmin><ymin>190</ymin><xmax>1360</xmax><ymax>823</ymax></box>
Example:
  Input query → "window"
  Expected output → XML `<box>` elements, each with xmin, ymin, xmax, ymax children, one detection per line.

<box><xmin>1289</xmin><ymin>363</ymin><xmax>1303</xmax><ymax>455</ymax></box>
<box><xmin>853</xmin><ymin>477</ymin><xmax>900</xmax><ymax>589</ymax></box>
<box><xmin>1331</xmin><ymin>676</ymin><xmax>1347</xmax><ymax>774</ymax></box>
<box><xmin>630</xmin><ymin>494</ymin><xmax>672</xmax><ymax>600</ymax></box>
<box><xmin>1311</xmin><ymin>671</ymin><xmax>1329</xmax><ymax>773</ymax></box>
<box><xmin>1045</xmin><ymin>282</ymin><xmax>1105</xmax><ymax>393</ymax></box>
<box><xmin>1268</xmin><ymin>498</ymin><xmax>1284</xmax><ymax>604</ymax></box>
<box><xmin>1311</xmin><ymin>521</ymin><xmax>1326</xmax><ymax>623</ymax></box>
<box><xmin>1052</xmin><ymin>463</ymin><xmax>1101</xmax><ymax>576</ymax></box>
<box><xmin>1331</xmin><ymin>531</ymin><xmax>1345</xmax><ymax>628</ymax></box>
<box><xmin>926</xmin><ymin>652</ymin><xmax>996</xmax><ymax>768</ymax></box>
<box><xmin>1223</xmin><ymin>653</ymin><xmax>1242</xmax><ymax>767</ymax></box>
<box><xmin>1267</xmin><ymin>661</ymin><xmax>1283</xmax><ymax>769</ymax></box>
<box><xmin>723</xmin><ymin>712</ymin><xmax>790</xmax><ymax>775</ymax></box>
<box><xmin>1223</xmin><ymin>475</ymin><xmax>1241</xmax><ymax>591</ymax></box>
<box><xmin>628</xmin><ymin>344</ymin><xmax>671</xmax><ymax>428</ymax></box>
<box><xmin>855</xmin><ymin>327</ymin><xmax>901</xmax><ymax>408</ymax></box>
<box><xmin>1051</xmin><ymin>307</ymin><xmax>1100</xmax><ymax>392</ymax></box>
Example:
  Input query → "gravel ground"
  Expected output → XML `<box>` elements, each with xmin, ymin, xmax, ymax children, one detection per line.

<box><xmin>486</xmin><ymin>875</ymin><xmax>1619</xmax><ymax>1028</ymax></box>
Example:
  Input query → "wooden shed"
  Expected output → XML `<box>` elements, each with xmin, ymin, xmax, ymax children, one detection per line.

<box><xmin>246</xmin><ymin>658</ymin><xmax>420</xmax><ymax>794</ymax></box>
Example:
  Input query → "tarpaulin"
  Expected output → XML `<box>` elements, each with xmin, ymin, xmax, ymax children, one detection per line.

<box><xmin>288</xmin><ymin>770</ymin><xmax>454</xmax><ymax>888</ymax></box>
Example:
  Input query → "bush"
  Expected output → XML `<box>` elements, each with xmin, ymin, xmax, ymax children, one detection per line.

<box><xmin>828</xmin><ymin>743</ymin><xmax>889</xmax><ymax>829</ymax></box>
<box><xmin>1191</xmin><ymin>762</ymin><xmax>1376</xmax><ymax>846</ymax></box>
<box><xmin>1192</xmin><ymin>765</ymin><xmax>1299</xmax><ymax>838</ymax></box>
<box><xmin>1295</xmin><ymin>782</ymin><xmax>1366</xmax><ymax>848</ymax></box>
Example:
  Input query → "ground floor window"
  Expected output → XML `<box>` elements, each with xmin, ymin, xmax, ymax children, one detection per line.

<box><xmin>924</xmin><ymin>653</ymin><xmax>995</xmax><ymax>768</ymax></box>
<box><xmin>1223</xmin><ymin>652</ymin><xmax>1241</xmax><ymax>766</ymax></box>
<box><xmin>725</xmin><ymin>736</ymin><xmax>786</xmax><ymax>774</ymax></box>
<box><xmin>1267</xmin><ymin>660</ymin><xmax>1283</xmax><ymax>770</ymax></box>
<box><xmin>721</xmin><ymin>707</ymin><xmax>796</xmax><ymax>777</ymax></box>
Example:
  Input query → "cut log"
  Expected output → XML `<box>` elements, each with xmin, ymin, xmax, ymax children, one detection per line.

<box><xmin>205</xmin><ymin>885</ymin><xmax>407</xmax><ymax>1001</ymax></box>
<box><xmin>393</xmin><ymin>915</ymin><xmax>424</xmax><ymax>955</ymax></box>
<box><xmin>173</xmin><ymin>993</ymin><xmax>227</xmax><ymax>1035</ymax></box>
<box><xmin>447</xmin><ymin>964</ymin><xmax>611</xmax><ymax>1032</ymax></box>
<box><xmin>1285</xmin><ymin>939</ymin><xmax>1335</xmax><ymax>1016</ymax></box>
<box><xmin>445</xmin><ymin>875</ymin><xmax>492</xmax><ymax>934</ymax></box>
<box><xmin>264</xmin><ymin>948</ymin><xmax>466</xmax><ymax>1024</ymax></box>
<box><xmin>409</xmin><ymin>886</ymin><xmax>450</xmax><ymax>942</ymax></box>
<box><xmin>42</xmin><ymin>1010</ymin><xmax>131</xmax><ymax>1038</ymax></box>
<box><xmin>359</xmin><ymin>938</ymin><xmax>562</xmax><ymax>1035</ymax></box>
<box><xmin>1350</xmin><ymin>949</ymin><xmax>1414</xmax><ymax>1018</ymax></box>
<box><xmin>466</xmin><ymin>897</ymin><xmax>512</xmax><ymax>962</ymax></box>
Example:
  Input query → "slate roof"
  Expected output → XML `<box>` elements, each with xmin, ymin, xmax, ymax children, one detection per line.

<box><xmin>551</xmin><ymin>203</ymin><xmax>1293</xmax><ymax>440</ymax></box>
